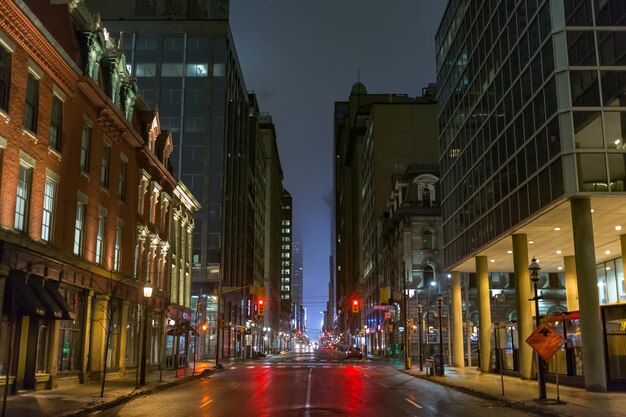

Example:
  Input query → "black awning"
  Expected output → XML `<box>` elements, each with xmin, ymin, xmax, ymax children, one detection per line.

<box><xmin>3</xmin><ymin>270</ymin><xmax>45</xmax><ymax>317</ymax></box>
<box><xmin>44</xmin><ymin>281</ymin><xmax>77</xmax><ymax>320</ymax></box>
<box><xmin>28</xmin><ymin>276</ymin><xmax>63</xmax><ymax>319</ymax></box>
<box><xmin>167</xmin><ymin>320</ymin><xmax>197</xmax><ymax>336</ymax></box>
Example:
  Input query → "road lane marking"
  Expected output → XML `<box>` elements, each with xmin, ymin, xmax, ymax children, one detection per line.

<box><xmin>200</xmin><ymin>399</ymin><xmax>214</xmax><ymax>408</ymax></box>
<box><xmin>305</xmin><ymin>367</ymin><xmax>313</xmax><ymax>417</ymax></box>
<box><xmin>364</xmin><ymin>374</ymin><xmax>370</xmax><ymax>378</ymax></box>
<box><xmin>380</xmin><ymin>383</ymin><xmax>388</xmax><ymax>388</ymax></box>
<box><xmin>405</xmin><ymin>399</ymin><xmax>422</xmax><ymax>409</ymax></box>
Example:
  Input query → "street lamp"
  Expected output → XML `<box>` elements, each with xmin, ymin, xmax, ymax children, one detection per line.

<box><xmin>417</xmin><ymin>303</ymin><xmax>423</xmax><ymax>371</ymax></box>
<box><xmin>529</xmin><ymin>257</ymin><xmax>547</xmax><ymax>401</ymax></box>
<box><xmin>436</xmin><ymin>295</ymin><xmax>444</xmax><ymax>376</ymax></box>
<box><xmin>140</xmin><ymin>280</ymin><xmax>153</xmax><ymax>386</ymax></box>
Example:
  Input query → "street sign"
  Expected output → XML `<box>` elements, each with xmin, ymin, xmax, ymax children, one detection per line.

<box><xmin>525</xmin><ymin>323</ymin><xmax>566</xmax><ymax>361</ymax></box>
<box><xmin>373</xmin><ymin>305</ymin><xmax>390</xmax><ymax>311</ymax></box>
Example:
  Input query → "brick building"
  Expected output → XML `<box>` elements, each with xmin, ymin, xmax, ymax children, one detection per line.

<box><xmin>0</xmin><ymin>0</ymin><xmax>198</xmax><ymax>392</ymax></box>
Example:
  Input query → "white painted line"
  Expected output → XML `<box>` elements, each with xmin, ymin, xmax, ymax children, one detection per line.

<box><xmin>405</xmin><ymin>398</ymin><xmax>422</xmax><ymax>409</ymax></box>
<box><xmin>200</xmin><ymin>399</ymin><xmax>214</xmax><ymax>408</ymax></box>
<box><xmin>305</xmin><ymin>368</ymin><xmax>313</xmax><ymax>417</ymax></box>
<box><xmin>364</xmin><ymin>374</ymin><xmax>370</xmax><ymax>378</ymax></box>
<box><xmin>380</xmin><ymin>383</ymin><xmax>388</xmax><ymax>388</ymax></box>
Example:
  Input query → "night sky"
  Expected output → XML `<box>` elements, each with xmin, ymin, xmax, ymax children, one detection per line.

<box><xmin>229</xmin><ymin>1</ymin><xmax>447</xmax><ymax>336</ymax></box>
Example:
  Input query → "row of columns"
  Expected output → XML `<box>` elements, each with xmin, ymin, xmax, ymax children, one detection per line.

<box><xmin>447</xmin><ymin>198</ymin><xmax>607</xmax><ymax>392</ymax></box>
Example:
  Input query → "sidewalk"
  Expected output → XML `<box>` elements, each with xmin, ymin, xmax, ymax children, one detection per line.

<box><xmin>401</xmin><ymin>365</ymin><xmax>626</xmax><ymax>417</ymax></box>
<box><xmin>1</xmin><ymin>360</ymin><xmax>218</xmax><ymax>417</ymax></box>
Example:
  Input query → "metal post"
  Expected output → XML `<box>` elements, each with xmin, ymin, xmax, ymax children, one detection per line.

<box><xmin>493</xmin><ymin>291</ymin><xmax>505</xmax><ymax>395</ymax></box>
<box><xmin>529</xmin><ymin>258</ymin><xmax>547</xmax><ymax>401</ymax></box>
<box><xmin>140</xmin><ymin>298</ymin><xmax>148</xmax><ymax>385</ymax></box>
<box><xmin>465</xmin><ymin>275</ymin><xmax>472</xmax><ymax>368</ymax></box>
<box><xmin>437</xmin><ymin>295</ymin><xmax>444</xmax><ymax>376</ymax></box>
<box><xmin>417</xmin><ymin>303</ymin><xmax>423</xmax><ymax>371</ymax></box>
<box><xmin>403</xmin><ymin>265</ymin><xmax>410</xmax><ymax>369</ymax></box>
<box><xmin>215</xmin><ymin>281</ymin><xmax>222</xmax><ymax>369</ymax></box>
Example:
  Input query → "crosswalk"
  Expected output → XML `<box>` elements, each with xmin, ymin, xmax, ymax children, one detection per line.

<box><xmin>227</xmin><ymin>361</ymin><xmax>377</xmax><ymax>370</ymax></box>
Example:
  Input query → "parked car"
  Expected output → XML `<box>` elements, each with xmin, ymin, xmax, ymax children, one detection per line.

<box><xmin>345</xmin><ymin>346</ymin><xmax>363</xmax><ymax>359</ymax></box>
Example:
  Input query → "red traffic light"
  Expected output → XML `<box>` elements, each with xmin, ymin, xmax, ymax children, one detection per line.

<box><xmin>258</xmin><ymin>299</ymin><xmax>265</xmax><ymax>315</ymax></box>
<box><xmin>351</xmin><ymin>299</ymin><xmax>359</xmax><ymax>313</ymax></box>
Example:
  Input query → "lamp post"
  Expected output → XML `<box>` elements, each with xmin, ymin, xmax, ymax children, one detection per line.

<box><xmin>492</xmin><ymin>290</ymin><xmax>505</xmax><ymax>395</ymax></box>
<box><xmin>436</xmin><ymin>295</ymin><xmax>444</xmax><ymax>376</ymax></box>
<box><xmin>417</xmin><ymin>303</ymin><xmax>423</xmax><ymax>371</ymax></box>
<box><xmin>140</xmin><ymin>280</ymin><xmax>153</xmax><ymax>386</ymax></box>
<box><xmin>403</xmin><ymin>265</ymin><xmax>410</xmax><ymax>369</ymax></box>
<box><xmin>529</xmin><ymin>257</ymin><xmax>547</xmax><ymax>401</ymax></box>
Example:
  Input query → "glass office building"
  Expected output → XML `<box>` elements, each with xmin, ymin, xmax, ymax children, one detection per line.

<box><xmin>437</xmin><ymin>0</ymin><xmax>626</xmax><ymax>391</ymax></box>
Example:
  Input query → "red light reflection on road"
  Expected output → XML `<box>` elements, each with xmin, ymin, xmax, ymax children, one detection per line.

<box><xmin>250</xmin><ymin>367</ymin><xmax>272</xmax><ymax>417</ymax></box>
<box><xmin>340</xmin><ymin>365</ymin><xmax>364</xmax><ymax>414</ymax></box>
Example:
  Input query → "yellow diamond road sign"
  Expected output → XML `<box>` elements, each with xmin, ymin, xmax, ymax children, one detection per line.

<box><xmin>525</xmin><ymin>323</ymin><xmax>566</xmax><ymax>361</ymax></box>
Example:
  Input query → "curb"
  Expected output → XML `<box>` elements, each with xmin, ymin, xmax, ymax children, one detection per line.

<box><xmin>400</xmin><ymin>370</ymin><xmax>577</xmax><ymax>417</ymax></box>
<box><xmin>60</xmin><ymin>369</ymin><xmax>216</xmax><ymax>417</ymax></box>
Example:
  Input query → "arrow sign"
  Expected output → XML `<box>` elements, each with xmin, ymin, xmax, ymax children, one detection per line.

<box><xmin>525</xmin><ymin>323</ymin><xmax>566</xmax><ymax>361</ymax></box>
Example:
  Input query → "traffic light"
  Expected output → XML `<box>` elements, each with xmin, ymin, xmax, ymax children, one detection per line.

<box><xmin>351</xmin><ymin>298</ymin><xmax>359</xmax><ymax>313</ymax></box>
<box><xmin>258</xmin><ymin>299</ymin><xmax>265</xmax><ymax>316</ymax></box>
<box><xmin>201</xmin><ymin>322</ymin><xmax>208</xmax><ymax>332</ymax></box>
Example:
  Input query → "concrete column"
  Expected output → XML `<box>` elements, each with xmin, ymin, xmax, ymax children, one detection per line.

<box><xmin>513</xmin><ymin>233</ymin><xmax>533</xmax><ymax>380</ymax></box>
<box><xmin>81</xmin><ymin>290</ymin><xmax>94</xmax><ymax>382</ymax></box>
<box><xmin>47</xmin><ymin>320</ymin><xmax>61</xmax><ymax>388</ymax></box>
<box><xmin>475</xmin><ymin>256</ymin><xmax>491</xmax><ymax>373</ymax></box>
<box><xmin>89</xmin><ymin>294</ymin><xmax>109</xmax><ymax>380</ymax></box>
<box><xmin>571</xmin><ymin>198</ymin><xmax>606</xmax><ymax>391</ymax></box>
<box><xmin>451</xmin><ymin>271</ymin><xmax>464</xmax><ymax>368</ymax></box>
<box><xmin>564</xmin><ymin>256</ymin><xmax>579</xmax><ymax>311</ymax></box>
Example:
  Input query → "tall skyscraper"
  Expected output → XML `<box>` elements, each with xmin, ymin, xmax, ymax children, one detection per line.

<box><xmin>437</xmin><ymin>0</ymin><xmax>626</xmax><ymax>392</ymax></box>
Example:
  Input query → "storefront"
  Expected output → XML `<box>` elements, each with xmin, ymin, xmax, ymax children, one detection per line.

<box><xmin>165</xmin><ymin>306</ymin><xmax>194</xmax><ymax>369</ymax></box>
<box><xmin>1</xmin><ymin>270</ymin><xmax>76</xmax><ymax>391</ymax></box>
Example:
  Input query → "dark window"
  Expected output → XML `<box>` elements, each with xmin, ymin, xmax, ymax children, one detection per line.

<box><xmin>23</xmin><ymin>73</ymin><xmax>39</xmax><ymax>133</ymax></box>
<box><xmin>100</xmin><ymin>143</ymin><xmax>110</xmax><ymax>188</ymax></box>
<box><xmin>119</xmin><ymin>159</ymin><xmax>127</xmax><ymax>201</ymax></box>
<box><xmin>49</xmin><ymin>96</ymin><xmax>62</xmax><ymax>151</ymax></box>
<box><xmin>0</xmin><ymin>44</ymin><xmax>11</xmax><ymax>112</ymax></box>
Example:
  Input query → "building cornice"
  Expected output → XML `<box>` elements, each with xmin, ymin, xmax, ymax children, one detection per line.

<box><xmin>5</xmin><ymin>0</ymin><xmax>79</xmax><ymax>95</ymax></box>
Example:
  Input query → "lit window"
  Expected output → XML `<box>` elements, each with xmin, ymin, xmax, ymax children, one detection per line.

<box><xmin>73</xmin><ymin>202</ymin><xmax>86</xmax><ymax>256</ymax></box>
<box><xmin>41</xmin><ymin>177</ymin><xmax>57</xmax><ymax>242</ymax></box>
<box><xmin>14</xmin><ymin>164</ymin><xmax>32</xmax><ymax>231</ymax></box>
<box><xmin>95</xmin><ymin>214</ymin><xmax>105</xmax><ymax>265</ymax></box>
<box><xmin>113</xmin><ymin>226</ymin><xmax>122</xmax><ymax>271</ymax></box>
<box><xmin>186</xmin><ymin>63</ymin><xmax>208</xmax><ymax>77</ymax></box>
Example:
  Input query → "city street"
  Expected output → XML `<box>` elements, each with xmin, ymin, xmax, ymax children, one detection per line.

<box><xmin>93</xmin><ymin>350</ymin><xmax>535</xmax><ymax>417</ymax></box>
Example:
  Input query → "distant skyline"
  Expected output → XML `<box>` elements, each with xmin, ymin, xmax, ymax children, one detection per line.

<box><xmin>230</xmin><ymin>1</ymin><xmax>447</xmax><ymax>335</ymax></box>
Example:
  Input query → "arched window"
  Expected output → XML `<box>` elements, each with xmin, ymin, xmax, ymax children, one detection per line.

<box><xmin>423</xmin><ymin>264</ymin><xmax>434</xmax><ymax>287</ymax></box>
<box><xmin>422</xmin><ymin>230</ymin><xmax>433</xmax><ymax>249</ymax></box>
